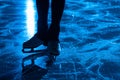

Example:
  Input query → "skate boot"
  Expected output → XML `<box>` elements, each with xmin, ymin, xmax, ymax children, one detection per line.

<box><xmin>22</xmin><ymin>34</ymin><xmax>44</xmax><ymax>52</ymax></box>
<box><xmin>47</xmin><ymin>41</ymin><xmax>61</xmax><ymax>56</ymax></box>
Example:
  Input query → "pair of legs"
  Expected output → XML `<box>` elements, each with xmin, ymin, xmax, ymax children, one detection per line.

<box><xmin>23</xmin><ymin>0</ymin><xmax>65</xmax><ymax>55</ymax></box>
<box><xmin>36</xmin><ymin>0</ymin><xmax>65</xmax><ymax>44</ymax></box>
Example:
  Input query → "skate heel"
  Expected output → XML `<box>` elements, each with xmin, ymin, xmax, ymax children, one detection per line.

<box><xmin>46</xmin><ymin>55</ymin><xmax>56</xmax><ymax>67</ymax></box>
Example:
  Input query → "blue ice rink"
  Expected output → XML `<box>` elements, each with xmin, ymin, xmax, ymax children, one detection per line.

<box><xmin>0</xmin><ymin>0</ymin><xmax>120</xmax><ymax>80</ymax></box>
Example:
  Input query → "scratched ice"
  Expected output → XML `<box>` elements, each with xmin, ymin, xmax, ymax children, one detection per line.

<box><xmin>0</xmin><ymin>0</ymin><xmax>120</xmax><ymax>80</ymax></box>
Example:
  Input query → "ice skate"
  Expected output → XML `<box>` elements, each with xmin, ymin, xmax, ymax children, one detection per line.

<box><xmin>47</xmin><ymin>41</ymin><xmax>61</xmax><ymax>56</ymax></box>
<box><xmin>22</xmin><ymin>34</ymin><xmax>44</xmax><ymax>52</ymax></box>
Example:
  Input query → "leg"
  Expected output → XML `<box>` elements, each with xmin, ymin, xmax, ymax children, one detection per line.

<box><xmin>48</xmin><ymin>0</ymin><xmax>65</xmax><ymax>41</ymax></box>
<box><xmin>22</xmin><ymin>0</ymin><xmax>49</xmax><ymax>51</ymax></box>
<box><xmin>47</xmin><ymin>0</ymin><xmax>65</xmax><ymax>55</ymax></box>
<box><xmin>36</xmin><ymin>0</ymin><xmax>49</xmax><ymax>41</ymax></box>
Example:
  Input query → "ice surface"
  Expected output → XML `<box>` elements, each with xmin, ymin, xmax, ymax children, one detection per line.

<box><xmin>0</xmin><ymin>0</ymin><xmax>120</xmax><ymax>80</ymax></box>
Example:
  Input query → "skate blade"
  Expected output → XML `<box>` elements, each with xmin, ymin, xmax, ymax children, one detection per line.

<box><xmin>22</xmin><ymin>48</ymin><xmax>34</xmax><ymax>53</ymax></box>
<box><xmin>22</xmin><ymin>48</ymin><xmax>47</xmax><ymax>53</ymax></box>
